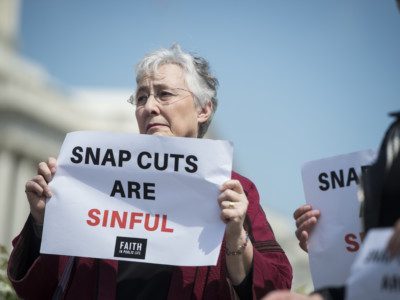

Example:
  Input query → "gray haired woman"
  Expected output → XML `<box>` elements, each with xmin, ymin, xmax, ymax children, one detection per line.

<box><xmin>8</xmin><ymin>44</ymin><xmax>292</xmax><ymax>300</ymax></box>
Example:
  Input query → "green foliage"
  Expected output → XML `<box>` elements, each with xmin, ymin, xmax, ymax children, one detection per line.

<box><xmin>0</xmin><ymin>246</ymin><xmax>19</xmax><ymax>300</ymax></box>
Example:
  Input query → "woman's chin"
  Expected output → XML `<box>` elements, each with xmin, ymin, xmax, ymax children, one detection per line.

<box><xmin>147</xmin><ymin>129</ymin><xmax>173</xmax><ymax>137</ymax></box>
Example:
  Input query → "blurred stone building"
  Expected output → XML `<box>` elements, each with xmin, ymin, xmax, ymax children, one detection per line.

<box><xmin>0</xmin><ymin>0</ymin><xmax>137</xmax><ymax>251</ymax></box>
<box><xmin>0</xmin><ymin>0</ymin><xmax>313</xmax><ymax>293</ymax></box>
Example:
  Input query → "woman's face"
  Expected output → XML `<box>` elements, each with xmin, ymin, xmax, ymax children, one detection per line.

<box><xmin>135</xmin><ymin>64</ymin><xmax>210</xmax><ymax>138</ymax></box>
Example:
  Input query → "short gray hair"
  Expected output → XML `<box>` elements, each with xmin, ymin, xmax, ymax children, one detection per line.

<box><xmin>135</xmin><ymin>44</ymin><xmax>219</xmax><ymax>138</ymax></box>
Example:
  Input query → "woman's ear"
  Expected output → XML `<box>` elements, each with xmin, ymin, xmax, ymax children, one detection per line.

<box><xmin>197</xmin><ymin>101</ymin><xmax>212</xmax><ymax>124</ymax></box>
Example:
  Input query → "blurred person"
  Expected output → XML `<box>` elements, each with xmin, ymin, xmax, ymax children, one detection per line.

<box><xmin>7</xmin><ymin>44</ymin><xmax>292</xmax><ymax>300</ymax></box>
<box><xmin>263</xmin><ymin>112</ymin><xmax>400</xmax><ymax>300</ymax></box>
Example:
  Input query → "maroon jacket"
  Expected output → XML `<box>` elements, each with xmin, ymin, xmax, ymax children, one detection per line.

<box><xmin>8</xmin><ymin>171</ymin><xmax>292</xmax><ymax>299</ymax></box>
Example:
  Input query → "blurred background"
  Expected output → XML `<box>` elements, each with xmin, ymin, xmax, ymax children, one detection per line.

<box><xmin>1</xmin><ymin>0</ymin><xmax>400</xmax><ymax>294</ymax></box>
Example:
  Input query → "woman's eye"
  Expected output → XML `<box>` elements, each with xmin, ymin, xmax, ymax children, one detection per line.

<box><xmin>159</xmin><ymin>91</ymin><xmax>174</xmax><ymax>100</ymax></box>
<box><xmin>136</xmin><ymin>95</ymin><xmax>148</xmax><ymax>104</ymax></box>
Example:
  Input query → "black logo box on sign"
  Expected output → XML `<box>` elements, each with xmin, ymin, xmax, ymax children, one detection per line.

<box><xmin>114</xmin><ymin>236</ymin><xmax>147</xmax><ymax>259</ymax></box>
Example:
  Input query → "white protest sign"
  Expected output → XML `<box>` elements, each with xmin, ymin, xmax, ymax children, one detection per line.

<box><xmin>301</xmin><ymin>149</ymin><xmax>377</xmax><ymax>289</ymax></box>
<box><xmin>41</xmin><ymin>131</ymin><xmax>233</xmax><ymax>266</ymax></box>
<box><xmin>346</xmin><ymin>228</ymin><xmax>400</xmax><ymax>300</ymax></box>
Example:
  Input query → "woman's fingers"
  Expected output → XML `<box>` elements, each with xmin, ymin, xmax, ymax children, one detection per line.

<box><xmin>218</xmin><ymin>180</ymin><xmax>247</xmax><ymax>209</ymax></box>
<box><xmin>219</xmin><ymin>199</ymin><xmax>246</xmax><ymax>223</ymax></box>
<box><xmin>295</xmin><ymin>209</ymin><xmax>320</xmax><ymax>228</ymax></box>
<box><xmin>26</xmin><ymin>174</ymin><xmax>52</xmax><ymax>198</ymax></box>
<box><xmin>218</xmin><ymin>180</ymin><xmax>248</xmax><ymax>237</ymax></box>
<box><xmin>219</xmin><ymin>179</ymin><xmax>244</xmax><ymax>192</ymax></box>
<box><xmin>37</xmin><ymin>157</ymin><xmax>57</xmax><ymax>182</ymax></box>
<box><xmin>293</xmin><ymin>204</ymin><xmax>312</xmax><ymax>219</ymax></box>
<box><xmin>298</xmin><ymin>230</ymin><xmax>309</xmax><ymax>252</ymax></box>
<box><xmin>295</xmin><ymin>215</ymin><xmax>318</xmax><ymax>239</ymax></box>
<box><xmin>26</xmin><ymin>157</ymin><xmax>58</xmax><ymax>224</ymax></box>
<box><xmin>293</xmin><ymin>205</ymin><xmax>320</xmax><ymax>253</ymax></box>
<box><xmin>47</xmin><ymin>157</ymin><xmax>58</xmax><ymax>173</ymax></box>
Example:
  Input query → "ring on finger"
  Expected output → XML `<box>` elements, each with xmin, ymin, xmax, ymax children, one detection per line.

<box><xmin>228</xmin><ymin>201</ymin><xmax>235</xmax><ymax>209</ymax></box>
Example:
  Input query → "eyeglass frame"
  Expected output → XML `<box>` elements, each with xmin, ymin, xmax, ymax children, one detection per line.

<box><xmin>127</xmin><ymin>87</ymin><xmax>193</xmax><ymax>108</ymax></box>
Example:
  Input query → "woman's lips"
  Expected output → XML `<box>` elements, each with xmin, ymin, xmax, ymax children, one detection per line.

<box><xmin>146</xmin><ymin>123</ymin><xmax>165</xmax><ymax>131</ymax></box>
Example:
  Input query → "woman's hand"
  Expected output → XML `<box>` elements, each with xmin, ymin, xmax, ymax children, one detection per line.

<box><xmin>387</xmin><ymin>218</ymin><xmax>400</xmax><ymax>257</ymax></box>
<box><xmin>25</xmin><ymin>157</ymin><xmax>57</xmax><ymax>224</ymax></box>
<box><xmin>293</xmin><ymin>204</ymin><xmax>320</xmax><ymax>252</ymax></box>
<box><xmin>218</xmin><ymin>179</ymin><xmax>253</xmax><ymax>285</ymax></box>
<box><xmin>218</xmin><ymin>180</ymin><xmax>248</xmax><ymax>238</ymax></box>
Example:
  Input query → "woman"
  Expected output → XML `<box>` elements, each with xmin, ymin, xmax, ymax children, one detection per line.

<box><xmin>8</xmin><ymin>44</ymin><xmax>292</xmax><ymax>299</ymax></box>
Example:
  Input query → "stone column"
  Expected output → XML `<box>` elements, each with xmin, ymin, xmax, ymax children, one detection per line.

<box><xmin>0</xmin><ymin>149</ymin><xmax>16</xmax><ymax>249</ymax></box>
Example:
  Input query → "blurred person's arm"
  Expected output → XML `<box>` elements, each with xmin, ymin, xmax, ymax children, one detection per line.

<box><xmin>7</xmin><ymin>157</ymin><xmax>61</xmax><ymax>299</ymax></box>
<box><xmin>224</xmin><ymin>173</ymin><xmax>292</xmax><ymax>299</ymax></box>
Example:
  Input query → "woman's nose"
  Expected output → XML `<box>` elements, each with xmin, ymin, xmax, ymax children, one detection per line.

<box><xmin>144</xmin><ymin>94</ymin><xmax>160</xmax><ymax>114</ymax></box>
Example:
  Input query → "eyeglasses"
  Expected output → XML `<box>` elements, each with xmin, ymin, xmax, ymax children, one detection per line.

<box><xmin>127</xmin><ymin>87</ymin><xmax>192</xmax><ymax>108</ymax></box>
